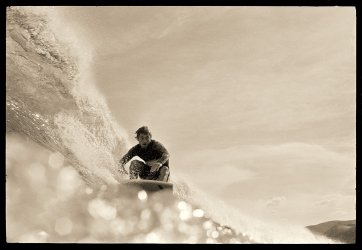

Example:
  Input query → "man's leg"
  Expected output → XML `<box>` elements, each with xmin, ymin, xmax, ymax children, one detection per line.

<box><xmin>129</xmin><ymin>160</ymin><xmax>147</xmax><ymax>179</ymax></box>
<box><xmin>156</xmin><ymin>166</ymin><xmax>170</xmax><ymax>182</ymax></box>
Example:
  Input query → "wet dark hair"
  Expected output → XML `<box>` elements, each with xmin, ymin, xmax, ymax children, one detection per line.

<box><xmin>135</xmin><ymin>126</ymin><xmax>152</xmax><ymax>138</ymax></box>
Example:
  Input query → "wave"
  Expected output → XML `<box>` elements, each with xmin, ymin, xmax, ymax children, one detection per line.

<box><xmin>6</xmin><ymin>6</ymin><xmax>129</xmax><ymax>186</ymax></box>
<box><xmin>6</xmin><ymin>7</ymin><xmax>337</xmax><ymax>243</ymax></box>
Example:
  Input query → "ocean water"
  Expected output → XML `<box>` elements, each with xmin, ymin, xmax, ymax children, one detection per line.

<box><xmin>6</xmin><ymin>134</ymin><xmax>252</xmax><ymax>243</ymax></box>
<box><xmin>6</xmin><ymin>6</ymin><xmax>337</xmax><ymax>243</ymax></box>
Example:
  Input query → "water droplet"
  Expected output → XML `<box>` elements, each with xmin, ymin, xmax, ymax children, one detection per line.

<box><xmin>87</xmin><ymin>198</ymin><xmax>117</xmax><ymax>220</ymax></box>
<box><xmin>179</xmin><ymin>210</ymin><xmax>191</xmax><ymax>221</ymax></box>
<box><xmin>138</xmin><ymin>190</ymin><xmax>147</xmax><ymax>201</ymax></box>
<box><xmin>85</xmin><ymin>187</ymin><xmax>93</xmax><ymax>194</ymax></box>
<box><xmin>192</xmin><ymin>208</ymin><xmax>204</xmax><ymax>218</ymax></box>
<box><xmin>206</xmin><ymin>237</ymin><xmax>215</xmax><ymax>243</ymax></box>
<box><xmin>19</xmin><ymin>230</ymin><xmax>49</xmax><ymax>243</ymax></box>
<box><xmin>203</xmin><ymin>220</ymin><xmax>213</xmax><ymax>230</ymax></box>
<box><xmin>56</xmin><ymin>166</ymin><xmax>81</xmax><ymax>199</ymax></box>
<box><xmin>177</xmin><ymin>201</ymin><xmax>187</xmax><ymax>210</ymax></box>
<box><xmin>211</xmin><ymin>230</ymin><xmax>219</xmax><ymax>238</ymax></box>
<box><xmin>145</xmin><ymin>232</ymin><xmax>160</xmax><ymax>243</ymax></box>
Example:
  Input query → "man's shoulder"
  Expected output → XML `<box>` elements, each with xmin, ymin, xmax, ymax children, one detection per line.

<box><xmin>151</xmin><ymin>140</ymin><xmax>163</xmax><ymax>146</ymax></box>
<box><xmin>151</xmin><ymin>140</ymin><xmax>168</xmax><ymax>151</ymax></box>
<box><xmin>130</xmin><ymin>144</ymin><xmax>141</xmax><ymax>152</ymax></box>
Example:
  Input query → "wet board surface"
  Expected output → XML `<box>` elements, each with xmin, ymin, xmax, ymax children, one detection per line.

<box><xmin>121</xmin><ymin>179</ymin><xmax>173</xmax><ymax>192</ymax></box>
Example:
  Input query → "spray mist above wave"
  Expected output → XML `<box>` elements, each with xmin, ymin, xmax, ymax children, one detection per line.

<box><xmin>171</xmin><ymin>174</ymin><xmax>338</xmax><ymax>243</ymax></box>
<box><xmin>6</xmin><ymin>6</ymin><xmax>129</xmax><ymax>185</ymax></box>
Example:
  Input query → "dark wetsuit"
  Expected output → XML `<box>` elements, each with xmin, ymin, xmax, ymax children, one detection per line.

<box><xmin>119</xmin><ymin>140</ymin><xmax>170</xmax><ymax>181</ymax></box>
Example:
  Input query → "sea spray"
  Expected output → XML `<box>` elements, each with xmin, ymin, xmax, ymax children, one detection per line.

<box><xmin>6</xmin><ymin>6</ymin><xmax>129</xmax><ymax>186</ymax></box>
<box><xmin>171</xmin><ymin>174</ymin><xmax>335</xmax><ymax>243</ymax></box>
<box><xmin>6</xmin><ymin>134</ymin><xmax>254</xmax><ymax>243</ymax></box>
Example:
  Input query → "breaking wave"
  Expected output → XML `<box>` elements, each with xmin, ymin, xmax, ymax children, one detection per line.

<box><xmin>6</xmin><ymin>7</ymin><xmax>336</xmax><ymax>243</ymax></box>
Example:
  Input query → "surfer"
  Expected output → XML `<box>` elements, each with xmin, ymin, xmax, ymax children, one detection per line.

<box><xmin>118</xmin><ymin>126</ymin><xmax>170</xmax><ymax>182</ymax></box>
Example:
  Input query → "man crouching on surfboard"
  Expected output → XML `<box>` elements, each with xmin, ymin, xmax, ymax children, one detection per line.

<box><xmin>118</xmin><ymin>126</ymin><xmax>170</xmax><ymax>182</ymax></box>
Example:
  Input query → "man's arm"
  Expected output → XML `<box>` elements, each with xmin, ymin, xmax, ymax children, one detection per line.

<box><xmin>118</xmin><ymin>147</ymin><xmax>136</xmax><ymax>173</ymax></box>
<box><xmin>157</xmin><ymin>152</ymin><xmax>169</xmax><ymax>165</ymax></box>
<box><xmin>147</xmin><ymin>152</ymin><xmax>169</xmax><ymax>167</ymax></box>
<box><xmin>147</xmin><ymin>142</ymin><xmax>170</xmax><ymax>172</ymax></box>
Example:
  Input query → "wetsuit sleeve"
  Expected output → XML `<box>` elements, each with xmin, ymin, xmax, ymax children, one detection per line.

<box><xmin>119</xmin><ymin>146</ymin><xmax>136</xmax><ymax>166</ymax></box>
<box><xmin>154</xmin><ymin>141</ymin><xmax>170</xmax><ymax>165</ymax></box>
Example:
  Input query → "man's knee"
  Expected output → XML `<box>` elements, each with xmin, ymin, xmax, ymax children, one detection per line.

<box><xmin>159</xmin><ymin>166</ymin><xmax>169</xmax><ymax>174</ymax></box>
<box><xmin>129</xmin><ymin>160</ymin><xmax>145</xmax><ymax>179</ymax></box>
<box><xmin>130</xmin><ymin>160</ymin><xmax>144</xmax><ymax>170</ymax></box>
<box><xmin>158</xmin><ymin>166</ymin><xmax>170</xmax><ymax>181</ymax></box>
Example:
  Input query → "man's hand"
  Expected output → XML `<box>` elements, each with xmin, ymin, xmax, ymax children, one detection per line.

<box><xmin>147</xmin><ymin>160</ymin><xmax>162</xmax><ymax>173</ymax></box>
<box><xmin>118</xmin><ymin>164</ymin><xmax>128</xmax><ymax>175</ymax></box>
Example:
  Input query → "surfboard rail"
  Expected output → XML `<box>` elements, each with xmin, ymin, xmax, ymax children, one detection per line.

<box><xmin>121</xmin><ymin>179</ymin><xmax>173</xmax><ymax>192</ymax></box>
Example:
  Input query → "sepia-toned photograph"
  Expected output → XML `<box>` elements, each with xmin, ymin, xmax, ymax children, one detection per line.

<box><xmin>6</xmin><ymin>6</ymin><xmax>356</xmax><ymax>243</ymax></box>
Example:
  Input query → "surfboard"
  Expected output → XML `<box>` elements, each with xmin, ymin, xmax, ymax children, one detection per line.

<box><xmin>121</xmin><ymin>179</ymin><xmax>173</xmax><ymax>192</ymax></box>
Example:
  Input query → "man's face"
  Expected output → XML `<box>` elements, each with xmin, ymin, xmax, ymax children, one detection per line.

<box><xmin>137</xmin><ymin>133</ymin><xmax>151</xmax><ymax>148</ymax></box>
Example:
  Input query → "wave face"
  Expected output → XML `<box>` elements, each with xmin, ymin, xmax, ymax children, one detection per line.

<box><xmin>6</xmin><ymin>7</ymin><xmax>337</xmax><ymax>243</ymax></box>
<box><xmin>6</xmin><ymin>7</ymin><xmax>129</xmax><ymax>186</ymax></box>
